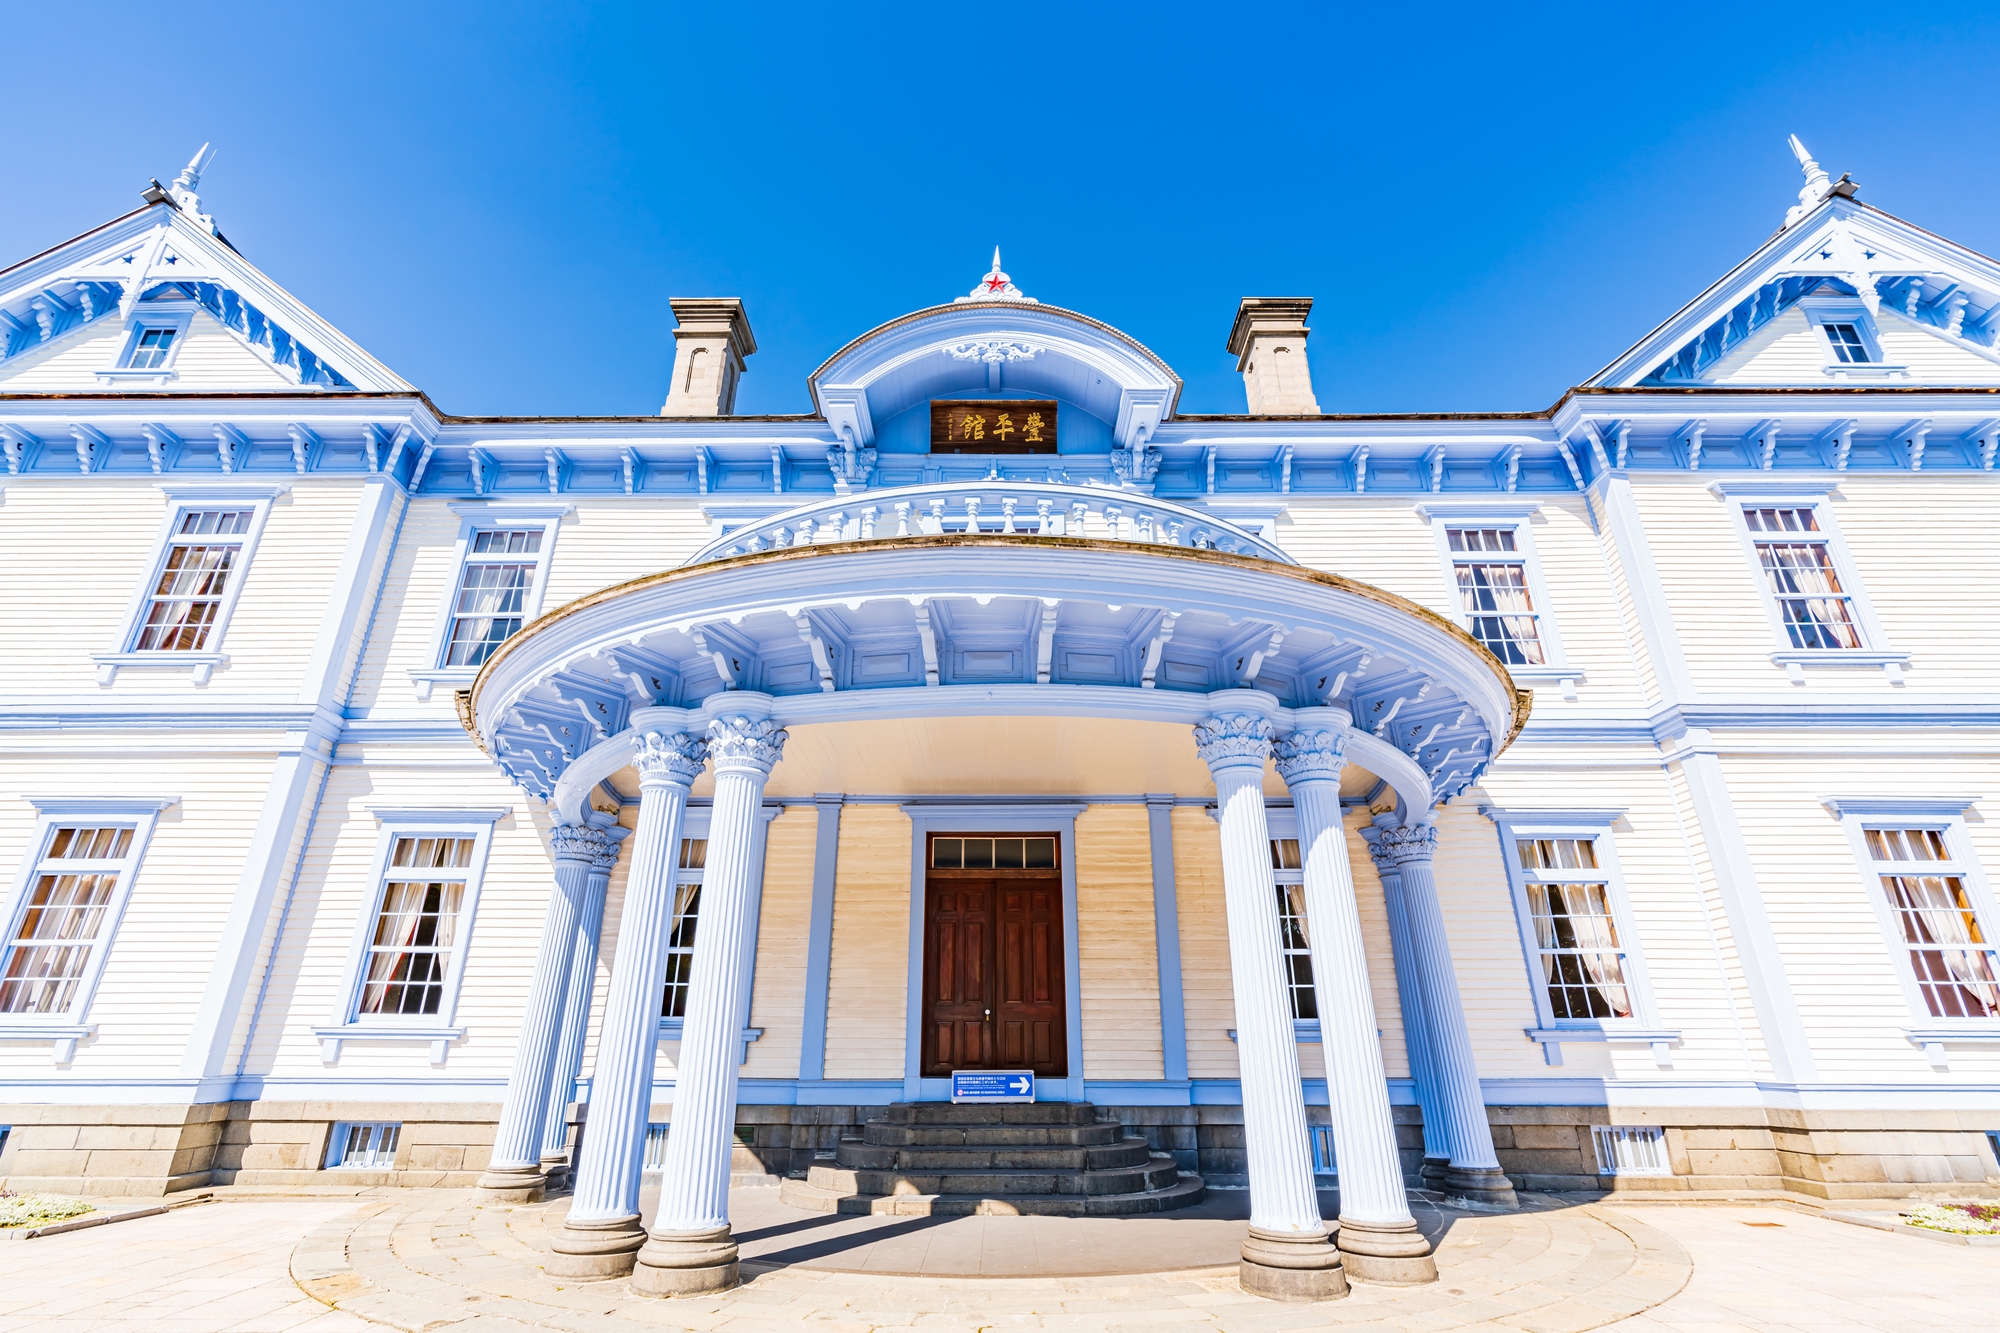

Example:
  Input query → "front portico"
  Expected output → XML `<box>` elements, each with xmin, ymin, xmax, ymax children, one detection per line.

<box><xmin>461</xmin><ymin>486</ymin><xmax>1523</xmax><ymax>1300</ymax></box>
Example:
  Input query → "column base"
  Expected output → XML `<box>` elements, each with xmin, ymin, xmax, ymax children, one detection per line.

<box><xmin>473</xmin><ymin>1164</ymin><xmax>547</xmax><ymax>1202</ymax></box>
<box><xmin>545</xmin><ymin>1213</ymin><xmax>647</xmax><ymax>1280</ymax></box>
<box><xmin>632</xmin><ymin>1225</ymin><xmax>741</xmax><ymax>1297</ymax></box>
<box><xmin>1442</xmin><ymin>1165</ymin><xmax>1519</xmax><ymax>1212</ymax></box>
<box><xmin>1419</xmin><ymin>1154</ymin><xmax>1450</xmax><ymax>1187</ymax></box>
<box><xmin>1238</xmin><ymin>1225</ymin><xmax>1348</xmax><ymax>1303</ymax></box>
<box><xmin>1334</xmin><ymin>1214</ymin><xmax>1438</xmax><ymax>1285</ymax></box>
<box><xmin>537</xmin><ymin>1151</ymin><xmax>571</xmax><ymax>1192</ymax></box>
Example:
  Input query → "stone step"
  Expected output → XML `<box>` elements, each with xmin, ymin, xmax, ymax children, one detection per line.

<box><xmin>804</xmin><ymin>1154</ymin><xmax>1180</xmax><ymax>1199</ymax></box>
<box><xmin>879</xmin><ymin>1101</ymin><xmax>1100</xmax><ymax>1126</ymax></box>
<box><xmin>778</xmin><ymin>1173</ymin><xmax>1208</xmax><ymax>1218</ymax></box>
<box><xmin>861</xmin><ymin>1121</ymin><xmax>1125</xmax><ymax>1148</ymax></box>
<box><xmin>834</xmin><ymin>1137</ymin><xmax>1153</xmax><ymax>1173</ymax></box>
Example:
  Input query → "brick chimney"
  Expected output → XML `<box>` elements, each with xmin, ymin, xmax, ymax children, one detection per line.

<box><xmin>661</xmin><ymin>298</ymin><xmax>757</xmax><ymax>416</ymax></box>
<box><xmin>1227</xmin><ymin>298</ymin><xmax>1320</xmax><ymax>415</ymax></box>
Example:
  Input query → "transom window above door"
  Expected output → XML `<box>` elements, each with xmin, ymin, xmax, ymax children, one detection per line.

<box><xmin>931</xmin><ymin>836</ymin><xmax>1058</xmax><ymax>871</ymax></box>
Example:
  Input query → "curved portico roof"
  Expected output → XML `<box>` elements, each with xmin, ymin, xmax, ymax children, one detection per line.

<box><xmin>464</xmin><ymin>488</ymin><xmax>1527</xmax><ymax>824</ymax></box>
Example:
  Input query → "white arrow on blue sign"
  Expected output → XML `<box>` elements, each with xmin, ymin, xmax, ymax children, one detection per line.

<box><xmin>950</xmin><ymin>1069</ymin><xmax>1036</xmax><ymax>1103</ymax></box>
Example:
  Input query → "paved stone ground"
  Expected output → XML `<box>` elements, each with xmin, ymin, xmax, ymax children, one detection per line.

<box><xmin>1</xmin><ymin>1189</ymin><xmax>1998</xmax><ymax>1330</ymax></box>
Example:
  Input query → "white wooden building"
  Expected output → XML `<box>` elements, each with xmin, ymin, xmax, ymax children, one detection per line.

<box><xmin>3</xmin><ymin>140</ymin><xmax>1999</xmax><ymax>1295</ymax></box>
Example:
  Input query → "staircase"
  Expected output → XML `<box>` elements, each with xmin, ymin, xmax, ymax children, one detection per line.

<box><xmin>778</xmin><ymin>1101</ymin><xmax>1205</xmax><ymax>1217</ymax></box>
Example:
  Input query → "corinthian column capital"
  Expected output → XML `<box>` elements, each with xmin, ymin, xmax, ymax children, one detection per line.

<box><xmin>550</xmin><ymin>823</ymin><xmax>610</xmax><ymax>865</ymax></box>
<box><xmin>1193</xmin><ymin>711</ymin><xmax>1274</xmax><ymax>772</ymax></box>
<box><xmin>635</xmin><ymin>730</ymin><xmax>707</xmax><ymax>787</ymax></box>
<box><xmin>1272</xmin><ymin>727</ymin><xmax>1346</xmax><ymax>785</ymax></box>
<box><xmin>706</xmin><ymin>714</ymin><xmax>788</xmax><ymax>776</ymax></box>
<box><xmin>1375</xmin><ymin>821</ymin><xmax>1439</xmax><ymax>868</ymax></box>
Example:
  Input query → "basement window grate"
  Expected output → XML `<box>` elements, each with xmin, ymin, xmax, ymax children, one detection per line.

<box><xmin>643</xmin><ymin>1123</ymin><xmax>669</xmax><ymax>1172</ymax></box>
<box><xmin>326</xmin><ymin>1121</ymin><xmax>401</xmax><ymax>1170</ymax></box>
<box><xmin>1592</xmin><ymin>1125</ymin><xmax>1671</xmax><ymax>1177</ymax></box>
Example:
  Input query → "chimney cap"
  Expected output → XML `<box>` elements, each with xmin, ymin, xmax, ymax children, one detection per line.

<box><xmin>1227</xmin><ymin>297</ymin><xmax>1314</xmax><ymax>356</ymax></box>
<box><xmin>668</xmin><ymin>297</ymin><xmax>758</xmax><ymax>361</ymax></box>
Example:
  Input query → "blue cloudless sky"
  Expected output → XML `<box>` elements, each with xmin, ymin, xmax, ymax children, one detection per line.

<box><xmin>6</xmin><ymin>2</ymin><xmax>1999</xmax><ymax>417</ymax></box>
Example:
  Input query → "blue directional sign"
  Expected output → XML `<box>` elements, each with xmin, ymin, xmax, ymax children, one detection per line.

<box><xmin>951</xmin><ymin>1070</ymin><xmax>1035</xmax><ymax>1103</ymax></box>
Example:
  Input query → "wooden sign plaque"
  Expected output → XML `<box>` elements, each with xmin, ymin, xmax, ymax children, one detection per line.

<box><xmin>930</xmin><ymin>399</ymin><xmax>1058</xmax><ymax>454</ymax></box>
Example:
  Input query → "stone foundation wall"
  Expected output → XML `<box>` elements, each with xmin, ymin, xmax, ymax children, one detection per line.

<box><xmin>6</xmin><ymin>1098</ymin><xmax>1998</xmax><ymax>1199</ymax></box>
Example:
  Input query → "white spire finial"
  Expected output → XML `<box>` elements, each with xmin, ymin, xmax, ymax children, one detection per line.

<box><xmin>1783</xmin><ymin>134</ymin><xmax>1833</xmax><ymax>229</ymax></box>
<box><xmin>173</xmin><ymin>143</ymin><xmax>215</xmax><ymax>193</ymax></box>
<box><xmin>954</xmin><ymin>246</ymin><xmax>1037</xmax><ymax>304</ymax></box>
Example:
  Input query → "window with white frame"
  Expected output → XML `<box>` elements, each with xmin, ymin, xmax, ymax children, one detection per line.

<box><xmin>661</xmin><ymin>838</ymin><xmax>708</xmax><ymax>1019</ymax></box>
<box><xmin>1865</xmin><ymin>826</ymin><xmax>1999</xmax><ymax>1021</ymax></box>
<box><xmin>0</xmin><ymin>824</ymin><xmax>139</xmax><ymax>1015</ymax></box>
<box><xmin>1446</xmin><ymin>527</ymin><xmax>1545</xmax><ymax>667</ymax></box>
<box><xmin>1515</xmin><ymin>836</ymin><xmax>1633</xmax><ymax>1020</ymax></box>
<box><xmin>126</xmin><ymin>326</ymin><xmax>180</xmax><ymax>370</ymax></box>
<box><xmin>1823</xmin><ymin>322</ymin><xmax>1872</xmax><ymax>364</ymax></box>
<box><xmin>1270</xmin><ymin>837</ymin><xmax>1317</xmax><ymax>1021</ymax></box>
<box><xmin>132</xmin><ymin>508</ymin><xmax>254</xmax><ymax>652</ymax></box>
<box><xmin>441</xmin><ymin>528</ymin><xmax>546</xmax><ymax>667</ymax></box>
<box><xmin>358</xmin><ymin>835</ymin><xmax>477</xmax><ymax>1017</ymax></box>
<box><xmin>326</xmin><ymin>1121</ymin><xmax>401</xmax><ymax>1169</ymax></box>
<box><xmin>1742</xmin><ymin>507</ymin><xmax>1863</xmax><ymax>650</ymax></box>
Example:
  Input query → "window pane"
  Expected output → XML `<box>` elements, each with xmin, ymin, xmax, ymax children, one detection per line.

<box><xmin>1024</xmin><ymin>838</ymin><xmax>1056</xmax><ymax>869</ymax></box>
<box><xmin>1270</xmin><ymin>838</ymin><xmax>1302</xmax><ymax>872</ymax></box>
<box><xmin>1882</xmin><ymin>872</ymin><xmax>2000</xmax><ymax>1019</ymax></box>
<box><xmin>358</xmin><ymin>875</ymin><xmax>465</xmax><ymax>1017</ymax></box>
<box><xmin>442</xmin><ymin>554</ymin><xmax>537</xmax><ymax>667</ymax></box>
<box><xmin>933</xmin><ymin>838</ymin><xmax>962</xmax><ymax>869</ymax></box>
<box><xmin>1275</xmin><ymin>882</ymin><xmax>1315</xmax><ymax>1020</ymax></box>
<box><xmin>662</xmin><ymin>880</ymin><xmax>703</xmax><ymax>1018</ymax></box>
<box><xmin>679</xmin><ymin>838</ymin><xmax>707</xmax><ymax>870</ymax></box>
<box><xmin>1519</xmin><ymin>838</ymin><xmax>1632</xmax><ymax>1021</ymax></box>
<box><xmin>0</xmin><ymin>826</ymin><xmax>133</xmax><ymax>1015</ymax></box>
<box><xmin>962</xmin><ymin>839</ymin><xmax>993</xmax><ymax>870</ymax></box>
<box><xmin>995</xmin><ymin>838</ymin><xmax>1025</xmax><ymax>869</ymax></box>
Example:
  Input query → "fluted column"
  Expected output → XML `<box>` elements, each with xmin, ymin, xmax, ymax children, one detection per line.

<box><xmin>1195</xmin><ymin>698</ymin><xmax>1346</xmax><ymax>1303</ymax></box>
<box><xmin>1365</xmin><ymin>843</ymin><xmax>1451</xmax><ymax>1181</ymax></box>
<box><xmin>1371</xmin><ymin>816</ymin><xmax>1517</xmax><ymax>1211</ymax></box>
<box><xmin>634</xmin><ymin>700</ymin><xmax>787</xmax><ymax>1298</ymax></box>
<box><xmin>539</xmin><ymin>824</ymin><xmax>625</xmax><ymax>1183</ymax></box>
<box><xmin>1274</xmin><ymin>714</ymin><xmax>1436</xmax><ymax>1286</ymax></box>
<box><xmin>548</xmin><ymin>726</ymin><xmax>706</xmax><ymax>1279</ymax></box>
<box><xmin>477</xmin><ymin>822</ymin><xmax>603</xmax><ymax>1200</ymax></box>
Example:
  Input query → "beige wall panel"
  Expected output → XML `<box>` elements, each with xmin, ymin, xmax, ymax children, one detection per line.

<box><xmin>742</xmin><ymin>806</ymin><xmax>816</xmax><ymax>1080</ymax></box>
<box><xmin>0</xmin><ymin>749</ymin><xmax>280</xmax><ymax>1080</ymax></box>
<box><xmin>822</xmin><ymin>805</ymin><xmax>911</xmax><ymax>1081</ymax></box>
<box><xmin>1720</xmin><ymin>752</ymin><xmax>2000</xmax><ymax>1082</ymax></box>
<box><xmin>1173</xmin><ymin>807</ymin><xmax>1237</xmax><ymax>1079</ymax></box>
<box><xmin>1072</xmin><ymin>806</ymin><xmax>1163</xmax><ymax>1081</ymax></box>
<box><xmin>1342</xmin><ymin>812</ymin><xmax>1410</xmax><ymax>1080</ymax></box>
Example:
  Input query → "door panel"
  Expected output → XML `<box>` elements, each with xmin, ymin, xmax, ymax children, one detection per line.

<box><xmin>922</xmin><ymin>876</ymin><xmax>1067</xmax><ymax>1077</ymax></box>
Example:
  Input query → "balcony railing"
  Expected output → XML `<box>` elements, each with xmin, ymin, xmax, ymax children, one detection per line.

<box><xmin>684</xmin><ymin>482</ymin><xmax>1292</xmax><ymax>567</ymax></box>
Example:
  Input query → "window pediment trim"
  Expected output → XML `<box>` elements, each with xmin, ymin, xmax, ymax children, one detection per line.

<box><xmin>1821</xmin><ymin>795</ymin><xmax>1981</xmax><ymax>821</ymax></box>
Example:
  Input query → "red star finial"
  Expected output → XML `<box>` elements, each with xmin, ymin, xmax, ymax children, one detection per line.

<box><xmin>984</xmin><ymin>273</ymin><xmax>1006</xmax><ymax>292</ymax></box>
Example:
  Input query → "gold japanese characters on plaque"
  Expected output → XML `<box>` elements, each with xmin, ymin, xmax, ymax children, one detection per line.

<box><xmin>929</xmin><ymin>399</ymin><xmax>1058</xmax><ymax>454</ymax></box>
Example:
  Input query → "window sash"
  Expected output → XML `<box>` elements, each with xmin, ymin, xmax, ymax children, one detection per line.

<box><xmin>1824</xmin><ymin>323</ymin><xmax>1870</xmax><ymax>363</ymax></box>
<box><xmin>1742</xmin><ymin>507</ymin><xmax>1863</xmax><ymax>650</ymax></box>
<box><xmin>662</xmin><ymin>838</ymin><xmax>707</xmax><ymax>1020</ymax></box>
<box><xmin>1517</xmin><ymin>837</ymin><xmax>1633</xmax><ymax>1021</ymax></box>
<box><xmin>128</xmin><ymin>327</ymin><xmax>178</xmax><ymax>369</ymax></box>
<box><xmin>440</xmin><ymin>529</ymin><xmax>546</xmax><ymax>668</ymax></box>
<box><xmin>0</xmin><ymin>825</ymin><xmax>136</xmax><ymax>1016</ymax></box>
<box><xmin>1445</xmin><ymin>528</ymin><xmax>1546</xmax><ymax>666</ymax></box>
<box><xmin>1867</xmin><ymin>827</ymin><xmax>2000</xmax><ymax>1020</ymax></box>
<box><xmin>1269</xmin><ymin>839</ymin><xmax>1315</xmax><ymax>1021</ymax></box>
<box><xmin>357</xmin><ymin>836</ymin><xmax>474</xmax><ymax>1018</ymax></box>
<box><xmin>132</xmin><ymin>510</ymin><xmax>254</xmax><ymax>653</ymax></box>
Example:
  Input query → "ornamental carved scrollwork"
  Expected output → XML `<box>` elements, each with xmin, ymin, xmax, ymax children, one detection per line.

<box><xmin>1193</xmin><ymin>712</ymin><xmax>1274</xmax><ymax>769</ymax></box>
<box><xmin>945</xmin><ymin>340</ymin><xmax>1046</xmax><ymax>364</ymax></box>
<box><xmin>634</xmin><ymin>730</ymin><xmax>708</xmax><ymax>786</ymax></box>
<box><xmin>707</xmin><ymin>714</ymin><xmax>789</xmax><ymax>774</ymax></box>
<box><xmin>1110</xmin><ymin>445</ymin><xmax>1163</xmax><ymax>485</ymax></box>
<box><xmin>1272</xmin><ymin>727</ymin><xmax>1347</xmax><ymax>784</ymax></box>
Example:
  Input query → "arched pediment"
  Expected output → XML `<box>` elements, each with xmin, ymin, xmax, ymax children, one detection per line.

<box><xmin>809</xmin><ymin>303</ymin><xmax>1182</xmax><ymax>452</ymax></box>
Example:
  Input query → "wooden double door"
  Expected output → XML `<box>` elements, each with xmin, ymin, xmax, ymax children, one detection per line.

<box><xmin>920</xmin><ymin>846</ymin><xmax>1067</xmax><ymax>1077</ymax></box>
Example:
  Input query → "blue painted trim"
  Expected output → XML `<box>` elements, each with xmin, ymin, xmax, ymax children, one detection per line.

<box><xmin>789</xmin><ymin>1079</ymin><xmax>906</xmax><ymax>1105</ymax></box>
<box><xmin>1083</xmin><ymin>1080</ymin><xmax>1194</xmax><ymax>1106</ymax></box>
<box><xmin>797</xmin><ymin>795</ymin><xmax>843</xmax><ymax>1082</ymax></box>
<box><xmin>1145</xmin><ymin>796</ymin><xmax>1188</xmax><ymax>1084</ymax></box>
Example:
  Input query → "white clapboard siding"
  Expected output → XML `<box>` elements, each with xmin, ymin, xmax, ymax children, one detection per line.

<box><xmin>742</xmin><ymin>806</ymin><xmax>816</xmax><ymax>1081</ymax></box>
<box><xmin>537</xmin><ymin>501</ymin><xmax>715</xmax><ymax>609</ymax></box>
<box><xmin>1278</xmin><ymin>502</ymin><xmax>1462</xmax><ymax>618</ymax></box>
<box><xmin>822</xmin><ymin>805</ymin><xmax>911</xmax><ymax>1080</ymax></box>
<box><xmin>1722</xmin><ymin>752</ymin><xmax>2000</xmax><ymax>1082</ymax></box>
<box><xmin>1631</xmin><ymin>478</ymin><xmax>1793</xmax><ymax>694</ymax></box>
<box><xmin>0</xmin><ymin>747</ymin><xmax>285</xmax><ymax>1079</ymax></box>
<box><xmin>344</xmin><ymin>496</ymin><xmax>483</xmax><ymax>712</ymax></box>
<box><xmin>0</xmin><ymin>320</ymin><xmax>134</xmax><ymax>390</ymax></box>
<box><xmin>1424</xmin><ymin>802</ymin><xmax>1548</xmax><ymax>1081</ymax></box>
<box><xmin>1477</xmin><ymin>760</ymin><xmax>1764</xmax><ymax>1081</ymax></box>
<box><xmin>1824</xmin><ymin>477</ymin><xmax>2000</xmax><ymax>691</ymax></box>
<box><xmin>1708</xmin><ymin>308</ymin><xmax>1832</xmax><ymax>384</ymax></box>
<box><xmin>157</xmin><ymin>312</ymin><xmax>299</xmax><ymax>389</ymax></box>
<box><xmin>1073</xmin><ymin>806</ymin><xmax>1164</xmax><ymax>1081</ymax></box>
<box><xmin>1874</xmin><ymin>321</ymin><xmax>2000</xmax><ymax>382</ymax></box>
<box><xmin>1519</xmin><ymin>498</ymin><xmax>1646</xmax><ymax>708</ymax></box>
